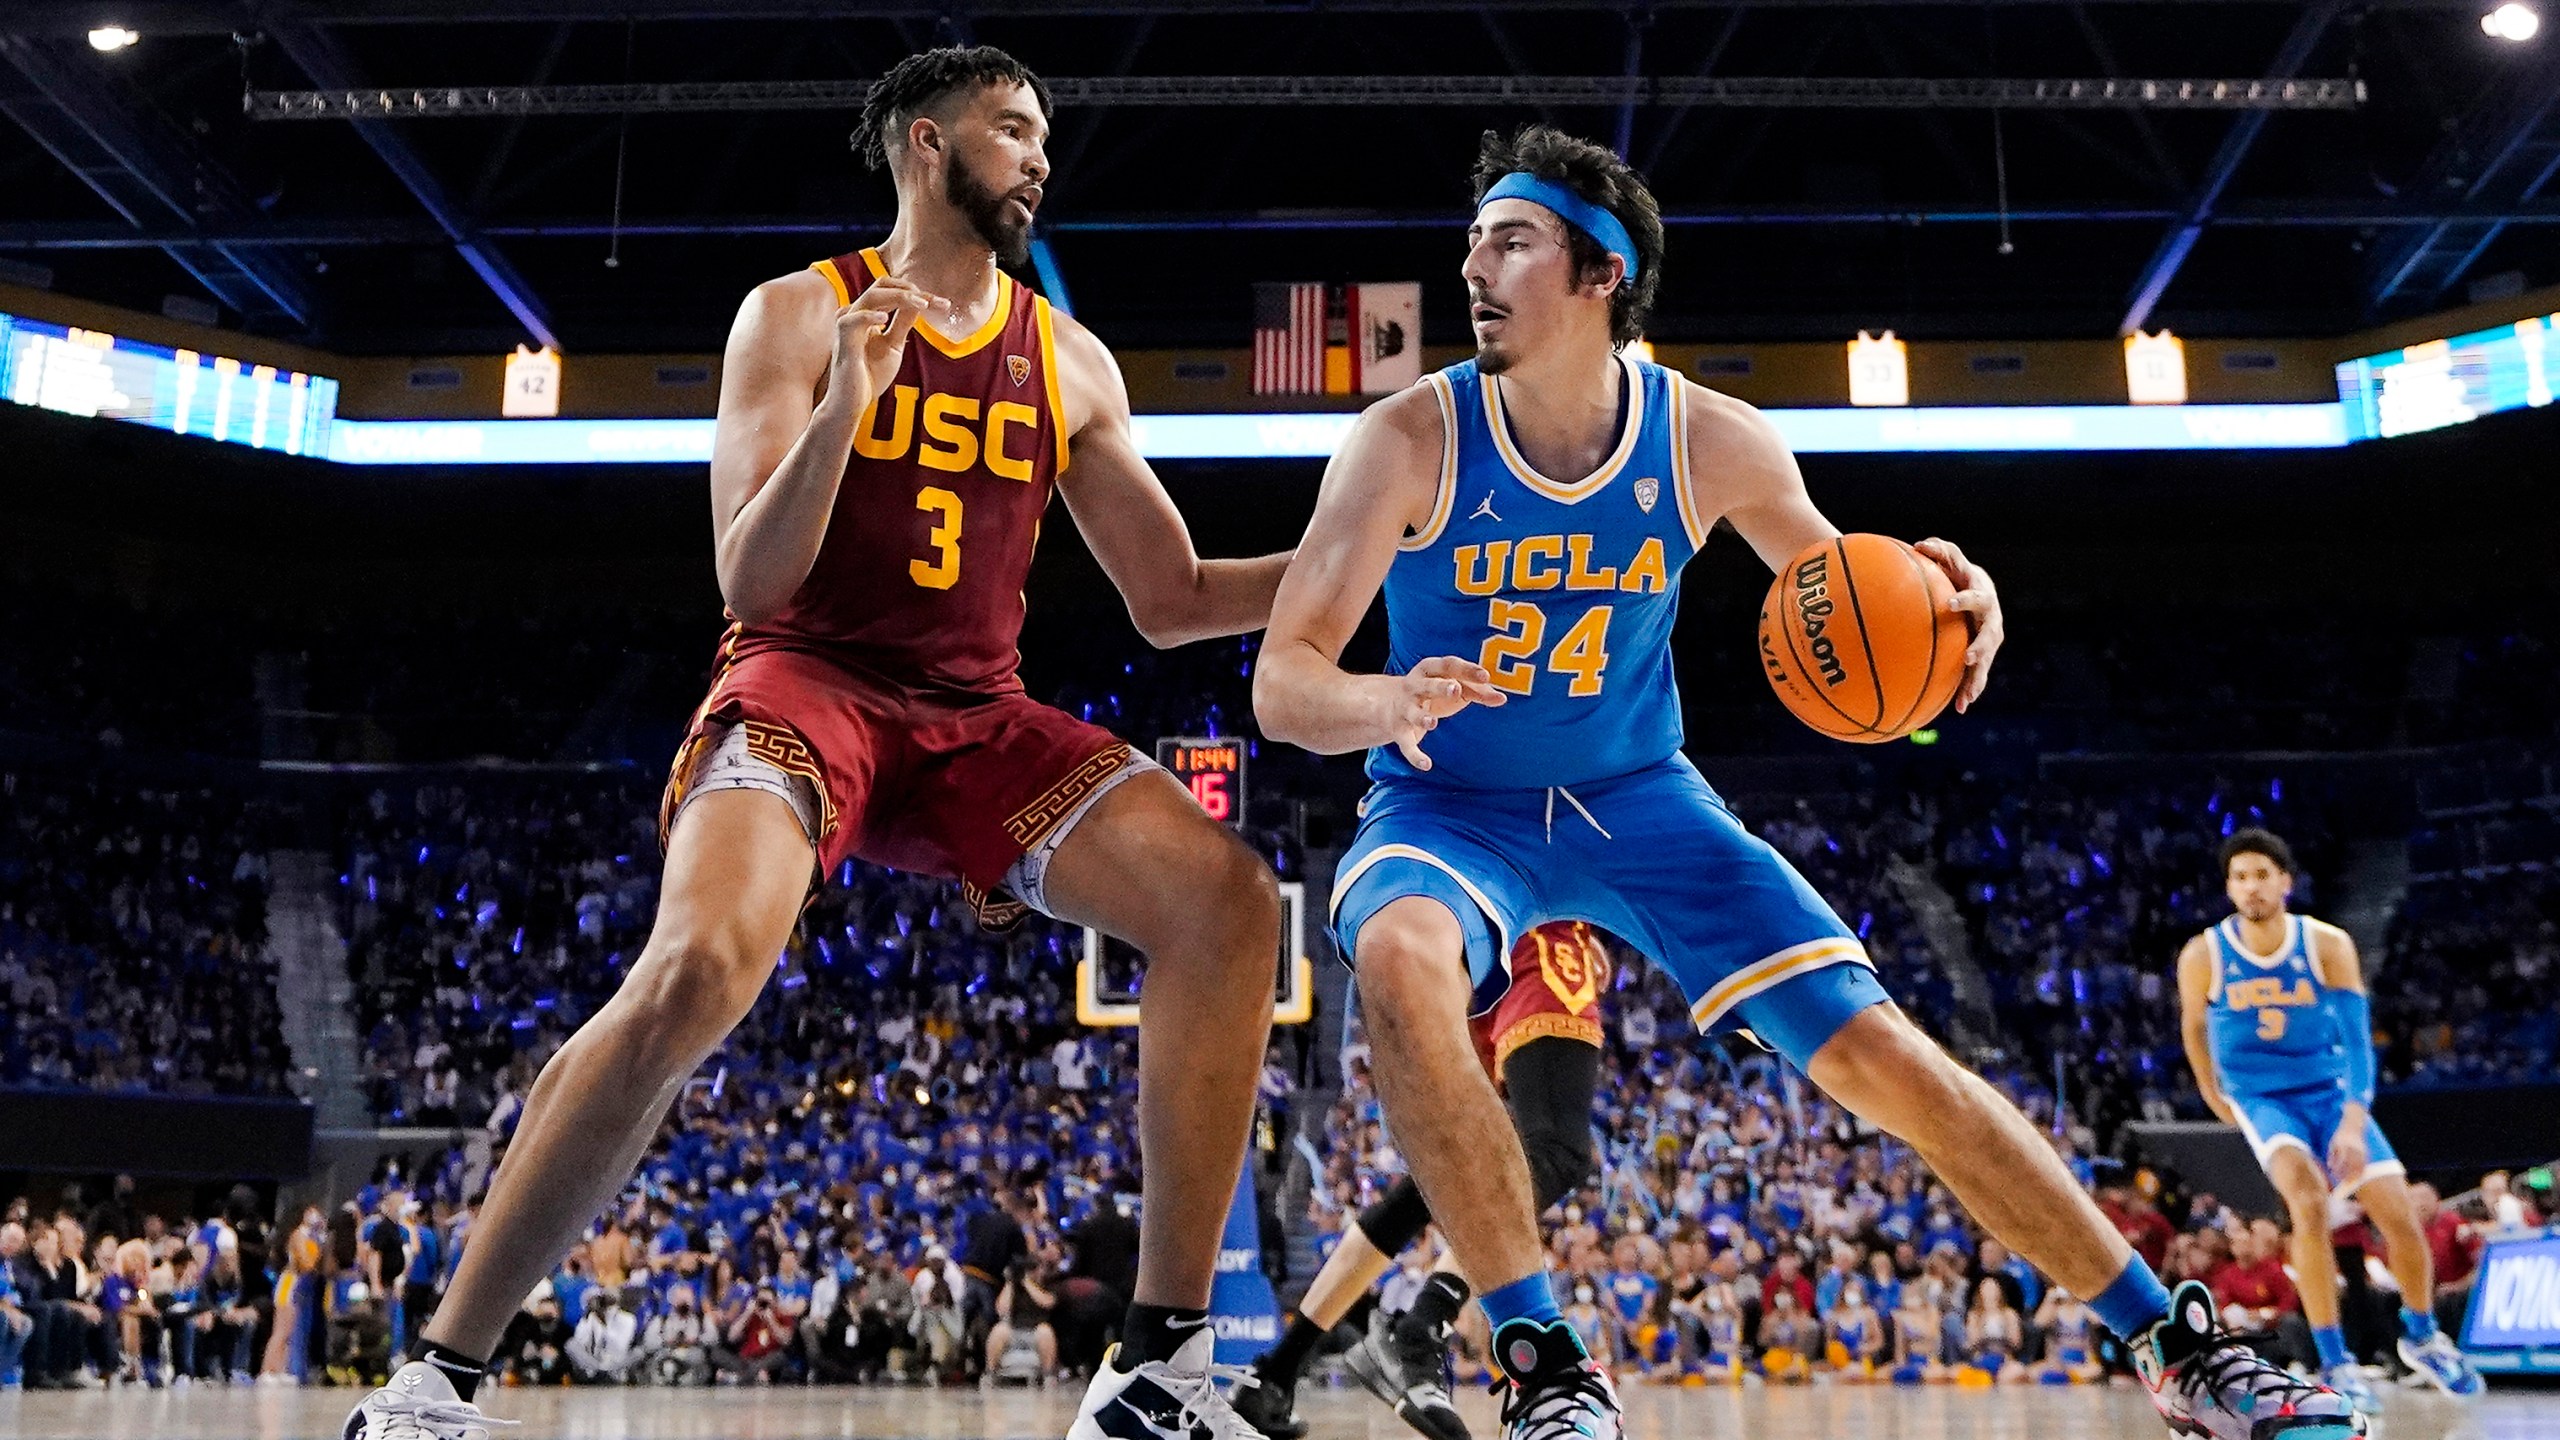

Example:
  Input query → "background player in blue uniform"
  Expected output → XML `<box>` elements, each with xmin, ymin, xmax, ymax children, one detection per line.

<box><xmin>1257</xmin><ymin>123</ymin><xmax>2362</xmax><ymax>1440</ymax></box>
<box><xmin>2177</xmin><ymin>829</ymin><xmax>2484</xmax><ymax>1407</ymax></box>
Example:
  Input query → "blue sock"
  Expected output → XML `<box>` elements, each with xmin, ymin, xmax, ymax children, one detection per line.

<box><xmin>1477</xmin><ymin>1271</ymin><xmax>1565</xmax><ymax>1332</ymax></box>
<box><xmin>2400</xmin><ymin>1307</ymin><xmax>2437</xmax><ymax>1344</ymax></box>
<box><xmin>2086</xmin><ymin>1257</ymin><xmax>2174</xmax><ymax>1341</ymax></box>
<box><xmin>2312</xmin><ymin>1325</ymin><xmax>2352</xmax><ymax>1370</ymax></box>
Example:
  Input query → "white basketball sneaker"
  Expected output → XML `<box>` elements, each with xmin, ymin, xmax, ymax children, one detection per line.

<box><xmin>341</xmin><ymin>1360</ymin><xmax>517</xmax><ymax>1440</ymax></box>
<box><xmin>1068</xmin><ymin>1327</ymin><xmax>1269</xmax><ymax>1440</ymax></box>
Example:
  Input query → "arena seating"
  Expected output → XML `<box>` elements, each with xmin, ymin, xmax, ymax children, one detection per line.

<box><xmin>0</xmin><ymin>769</ymin><xmax>292</xmax><ymax>1097</ymax></box>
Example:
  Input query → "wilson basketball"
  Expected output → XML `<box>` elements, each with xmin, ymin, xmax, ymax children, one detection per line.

<box><xmin>1757</xmin><ymin>534</ymin><xmax>1968</xmax><ymax>743</ymax></box>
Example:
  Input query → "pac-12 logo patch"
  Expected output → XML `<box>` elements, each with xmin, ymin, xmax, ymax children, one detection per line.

<box><xmin>1633</xmin><ymin>475</ymin><xmax>1659</xmax><ymax>513</ymax></box>
<box><xmin>1007</xmin><ymin>353</ymin><xmax>1032</xmax><ymax>386</ymax></box>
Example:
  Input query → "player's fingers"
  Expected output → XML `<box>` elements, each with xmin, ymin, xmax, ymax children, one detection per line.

<box><xmin>1945</xmin><ymin>588</ymin><xmax>1995</xmax><ymax>615</ymax></box>
<box><xmin>1455</xmin><ymin>680</ymin><xmax>1509</xmax><ymax>708</ymax></box>
<box><xmin>877</xmin><ymin>305</ymin><xmax>923</xmax><ymax>346</ymax></box>
<box><xmin>837</xmin><ymin>305</ymin><xmax>896</xmax><ymax>335</ymax></box>
<box><xmin>1394</xmin><ymin>736</ymin><xmax>1432</xmax><ymax>771</ymax></box>
<box><xmin>1957</xmin><ymin>651</ymin><xmax>1996</xmax><ymax>712</ymax></box>
<box><xmin>1915</xmin><ymin>537</ymin><xmax>1979</xmax><ymax>590</ymax></box>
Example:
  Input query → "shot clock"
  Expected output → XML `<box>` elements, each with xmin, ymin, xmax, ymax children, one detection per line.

<box><xmin>1158</xmin><ymin>736</ymin><xmax>1246</xmax><ymax>825</ymax></box>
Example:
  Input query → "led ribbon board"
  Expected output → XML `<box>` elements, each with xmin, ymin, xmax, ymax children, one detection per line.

<box><xmin>2336</xmin><ymin>313</ymin><xmax>2559</xmax><ymax>441</ymax></box>
<box><xmin>0</xmin><ymin>309</ymin><xmax>338</xmax><ymax>457</ymax></box>
<box><xmin>2463</xmin><ymin>1228</ymin><xmax>2560</xmax><ymax>1373</ymax></box>
<box><xmin>318</xmin><ymin>402</ymin><xmax>2348</xmax><ymax>465</ymax></box>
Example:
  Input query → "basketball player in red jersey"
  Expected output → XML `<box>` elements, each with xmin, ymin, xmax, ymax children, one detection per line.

<box><xmin>350</xmin><ymin>47</ymin><xmax>1290</xmax><ymax>1440</ymax></box>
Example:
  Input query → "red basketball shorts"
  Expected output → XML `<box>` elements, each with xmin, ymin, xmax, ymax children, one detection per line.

<box><xmin>1469</xmin><ymin>919</ymin><xmax>1613</xmax><ymax>1081</ymax></box>
<box><xmin>657</xmin><ymin>642</ymin><xmax>1140</xmax><ymax>926</ymax></box>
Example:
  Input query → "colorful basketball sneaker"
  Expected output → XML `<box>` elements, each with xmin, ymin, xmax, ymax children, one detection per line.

<box><xmin>1068</xmin><ymin>1329</ymin><xmax>1270</xmax><ymax>1440</ymax></box>
<box><xmin>1488</xmin><ymin>1318</ymin><xmax>1620</xmax><ymax>1440</ymax></box>
<box><xmin>2131</xmin><ymin>1282</ymin><xmax>2365</xmax><ymax>1440</ymax></box>
<box><xmin>2397</xmin><ymin>1330</ymin><xmax>2484</xmax><ymax>1398</ymax></box>
<box><xmin>1343</xmin><ymin>1306</ymin><xmax>1472</xmax><ymax>1440</ymax></box>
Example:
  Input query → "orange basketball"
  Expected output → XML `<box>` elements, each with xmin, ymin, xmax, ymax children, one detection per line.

<box><xmin>1756</xmin><ymin>533</ymin><xmax>1968</xmax><ymax>743</ymax></box>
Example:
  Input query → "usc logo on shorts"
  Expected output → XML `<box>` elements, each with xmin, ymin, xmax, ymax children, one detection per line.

<box><xmin>1523</xmin><ymin>920</ymin><xmax>1609</xmax><ymax>1015</ymax></box>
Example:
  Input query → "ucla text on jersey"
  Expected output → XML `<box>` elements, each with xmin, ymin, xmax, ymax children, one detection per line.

<box><xmin>2205</xmin><ymin>913</ymin><xmax>2346</xmax><ymax>1096</ymax></box>
<box><xmin>1372</xmin><ymin>351</ymin><xmax>1702</xmax><ymax>790</ymax></box>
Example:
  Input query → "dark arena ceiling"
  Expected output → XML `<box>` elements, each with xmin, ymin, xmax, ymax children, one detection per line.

<box><xmin>3</xmin><ymin>0</ymin><xmax>2558</xmax><ymax>353</ymax></box>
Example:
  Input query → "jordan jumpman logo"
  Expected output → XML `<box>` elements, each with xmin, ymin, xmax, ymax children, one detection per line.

<box><xmin>1468</xmin><ymin>491</ymin><xmax>1502</xmax><ymax>523</ymax></box>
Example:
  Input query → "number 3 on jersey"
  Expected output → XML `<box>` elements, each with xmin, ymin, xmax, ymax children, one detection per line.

<box><xmin>1480</xmin><ymin>599</ymin><xmax>1613</xmax><ymax>697</ymax></box>
<box><xmin>911</xmin><ymin>486</ymin><xmax>962</xmax><ymax>589</ymax></box>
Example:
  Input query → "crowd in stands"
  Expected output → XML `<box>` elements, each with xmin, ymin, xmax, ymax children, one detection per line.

<box><xmin>0</xmin><ymin>769</ymin><xmax>293</xmax><ymax>1096</ymax></box>
<box><xmin>4</xmin><ymin>573</ymin><xmax>2556</xmax><ymax>1399</ymax></box>
<box><xmin>1313</xmin><ymin>955</ymin><xmax>2550</xmax><ymax>1390</ymax></box>
<box><xmin>2370</xmin><ymin>868</ymin><xmax>2559</xmax><ymax>1088</ymax></box>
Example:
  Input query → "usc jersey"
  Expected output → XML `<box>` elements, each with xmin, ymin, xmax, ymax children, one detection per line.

<box><xmin>729</xmin><ymin>246</ymin><xmax>1071</xmax><ymax>695</ymax></box>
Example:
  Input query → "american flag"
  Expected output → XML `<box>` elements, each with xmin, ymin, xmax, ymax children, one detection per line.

<box><xmin>1252</xmin><ymin>281</ymin><xmax>1326</xmax><ymax>395</ymax></box>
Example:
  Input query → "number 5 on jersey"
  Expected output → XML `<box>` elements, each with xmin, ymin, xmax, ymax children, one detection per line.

<box><xmin>1480</xmin><ymin>599</ymin><xmax>1613</xmax><ymax>697</ymax></box>
<box><xmin>912</xmin><ymin>486</ymin><xmax>962</xmax><ymax>589</ymax></box>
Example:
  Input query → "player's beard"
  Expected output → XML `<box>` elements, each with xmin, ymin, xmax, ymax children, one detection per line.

<box><xmin>1470</xmin><ymin>286</ymin><xmax>1517</xmax><ymax>374</ymax></box>
<box><xmin>947</xmin><ymin>151</ymin><xmax>1033</xmax><ymax>267</ymax></box>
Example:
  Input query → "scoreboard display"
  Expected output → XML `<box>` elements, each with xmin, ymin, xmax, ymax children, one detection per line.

<box><xmin>1158</xmin><ymin>736</ymin><xmax>1246</xmax><ymax>825</ymax></box>
<box><xmin>2335</xmin><ymin>312</ymin><xmax>2557</xmax><ymax>441</ymax></box>
<box><xmin>0</xmin><ymin>308</ymin><xmax>338</xmax><ymax>457</ymax></box>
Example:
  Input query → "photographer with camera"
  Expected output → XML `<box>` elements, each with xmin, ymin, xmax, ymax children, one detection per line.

<box><xmin>643</xmin><ymin>1287</ymin><xmax>712</xmax><ymax>1386</ymax></box>
<box><xmin>711</xmin><ymin>1284</ymin><xmax>793</xmax><ymax>1385</ymax></box>
<box><xmin>983</xmin><ymin>1252</ymin><xmax>1058</xmax><ymax>1387</ymax></box>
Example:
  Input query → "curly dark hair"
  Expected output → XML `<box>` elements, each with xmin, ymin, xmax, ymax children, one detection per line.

<box><xmin>2220</xmin><ymin>827</ymin><xmax>2297</xmax><ymax>877</ymax></box>
<box><xmin>1470</xmin><ymin>125</ymin><xmax>1664</xmax><ymax>345</ymax></box>
<box><xmin>855</xmin><ymin>45</ymin><xmax>1053</xmax><ymax>172</ymax></box>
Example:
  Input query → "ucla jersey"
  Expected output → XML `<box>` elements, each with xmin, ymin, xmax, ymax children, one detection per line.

<box><xmin>1370</xmin><ymin>351</ymin><xmax>1703</xmax><ymax>790</ymax></box>
<box><xmin>2205</xmin><ymin>913</ymin><xmax>2345</xmax><ymax>1096</ymax></box>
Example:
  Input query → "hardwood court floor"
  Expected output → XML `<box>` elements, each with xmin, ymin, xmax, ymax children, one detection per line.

<box><xmin>1</xmin><ymin>1374</ymin><xmax>2543</xmax><ymax>1440</ymax></box>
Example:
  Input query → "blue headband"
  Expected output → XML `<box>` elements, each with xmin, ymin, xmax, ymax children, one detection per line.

<box><xmin>1479</xmin><ymin>172</ymin><xmax>1640</xmax><ymax>284</ymax></box>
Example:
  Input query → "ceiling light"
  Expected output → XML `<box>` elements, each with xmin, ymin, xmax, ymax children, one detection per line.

<box><xmin>87</xmin><ymin>26</ymin><xmax>138</xmax><ymax>51</ymax></box>
<box><xmin>2484</xmin><ymin>3</ymin><xmax>2540</xmax><ymax>40</ymax></box>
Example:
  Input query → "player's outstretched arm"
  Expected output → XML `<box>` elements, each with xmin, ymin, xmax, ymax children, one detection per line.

<box><xmin>1049</xmin><ymin>313</ymin><xmax>1294</xmax><ymax>647</ymax></box>
<box><xmin>2175</xmin><ymin>935</ymin><xmax>2234</xmax><ymax>1124</ymax></box>
<box><xmin>1253</xmin><ymin>391</ymin><xmax>1506</xmax><ymax>771</ymax></box>
<box><xmin>710</xmin><ymin>269</ymin><xmax>933</xmax><ymax>625</ymax></box>
<box><xmin>1686</xmin><ymin>381</ymin><xmax>2005</xmax><ymax>711</ymax></box>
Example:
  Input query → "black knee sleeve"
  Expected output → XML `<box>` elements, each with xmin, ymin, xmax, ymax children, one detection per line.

<box><xmin>1355</xmin><ymin>1177</ymin><xmax>1435</xmax><ymax>1255</ymax></box>
<box><xmin>1502</xmin><ymin>1035</ymin><xmax>1602</xmax><ymax>1211</ymax></box>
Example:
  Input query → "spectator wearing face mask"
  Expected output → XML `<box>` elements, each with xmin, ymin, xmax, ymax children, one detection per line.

<box><xmin>1889</xmin><ymin>1276</ymin><xmax>1952</xmax><ymax>1385</ymax></box>
<box><xmin>1562</xmin><ymin>1274</ymin><xmax>1614</xmax><ymax>1365</ymax></box>
<box><xmin>566</xmin><ymin>1288</ymin><xmax>640</xmax><ymax>1384</ymax></box>
<box><xmin>712</xmin><ymin>1285</ymin><xmax>793</xmax><ymax>1385</ymax></box>
<box><xmin>1823</xmin><ymin>1277</ymin><xmax>1884</xmax><ymax>1380</ymax></box>
<box><xmin>1756</xmin><ymin>1287</ymin><xmax>1816</xmax><ymax>1382</ymax></box>
<box><xmin>643</xmin><ymin>1287</ymin><xmax>712</xmax><ymax>1386</ymax></box>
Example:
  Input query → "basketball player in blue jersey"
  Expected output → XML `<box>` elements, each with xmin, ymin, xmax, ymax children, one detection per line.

<box><xmin>1256</xmin><ymin>124</ymin><xmax>2363</xmax><ymax>1440</ymax></box>
<box><xmin>2179</xmin><ymin>829</ymin><xmax>2484</xmax><ymax>1410</ymax></box>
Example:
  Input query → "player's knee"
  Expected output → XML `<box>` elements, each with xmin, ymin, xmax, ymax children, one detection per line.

<box><xmin>620</xmin><ymin>928</ymin><xmax>771</xmax><ymax>1055</ymax></box>
<box><xmin>1353</xmin><ymin>902</ymin><xmax>1465</xmax><ymax>1000</ymax></box>
<box><xmin>1211</xmin><ymin>838</ymin><xmax>1283</xmax><ymax>942</ymax></box>
<box><xmin>2279</xmin><ymin>1177</ymin><xmax>2331</xmax><ymax>1228</ymax></box>
<box><xmin>1811</xmin><ymin>1008</ymin><xmax>1966</xmax><ymax>1132</ymax></box>
<box><xmin>1522</xmin><ymin>1129</ymin><xmax>1596</xmax><ymax>1213</ymax></box>
<box><xmin>1145</xmin><ymin>829</ymin><xmax>1278</xmax><ymax>967</ymax></box>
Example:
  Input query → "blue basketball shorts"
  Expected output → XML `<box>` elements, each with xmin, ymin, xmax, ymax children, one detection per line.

<box><xmin>2228</xmin><ymin>1084</ymin><xmax>2403</xmax><ymax>1197</ymax></box>
<box><xmin>1327</xmin><ymin>754</ymin><xmax>1889</xmax><ymax>1068</ymax></box>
